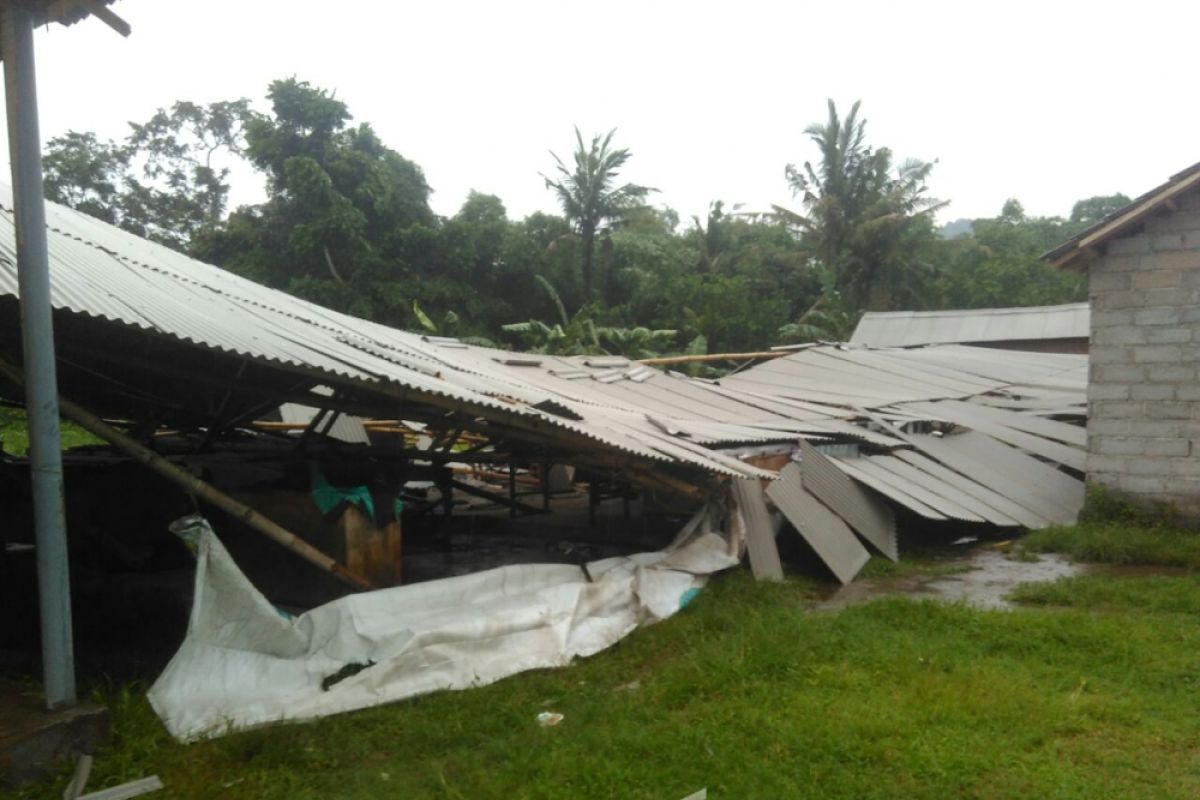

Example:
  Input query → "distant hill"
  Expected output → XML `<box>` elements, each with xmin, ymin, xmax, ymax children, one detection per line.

<box><xmin>938</xmin><ymin>218</ymin><xmax>974</xmax><ymax>239</ymax></box>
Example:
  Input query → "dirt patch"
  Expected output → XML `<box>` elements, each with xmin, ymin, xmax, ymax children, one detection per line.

<box><xmin>817</xmin><ymin>548</ymin><xmax>1082</xmax><ymax>611</ymax></box>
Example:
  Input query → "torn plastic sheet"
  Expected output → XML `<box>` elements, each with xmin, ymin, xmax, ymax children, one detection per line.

<box><xmin>149</xmin><ymin>511</ymin><xmax>737</xmax><ymax>741</ymax></box>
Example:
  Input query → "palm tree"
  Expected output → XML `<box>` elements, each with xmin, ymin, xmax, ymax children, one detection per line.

<box><xmin>542</xmin><ymin>128</ymin><xmax>654</xmax><ymax>301</ymax></box>
<box><xmin>774</xmin><ymin>100</ymin><xmax>945</xmax><ymax>312</ymax></box>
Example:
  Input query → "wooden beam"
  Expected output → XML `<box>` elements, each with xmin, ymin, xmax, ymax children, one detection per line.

<box><xmin>78</xmin><ymin>0</ymin><xmax>131</xmax><ymax>36</ymax></box>
<box><xmin>1076</xmin><ymin>170</ymin><xmax>1200</xmax><ymax>251</ymax></box>
<box><xmin>449</xmin><ymin>478</ymin><xmax>545</xmax><ymax>516</ymax></box>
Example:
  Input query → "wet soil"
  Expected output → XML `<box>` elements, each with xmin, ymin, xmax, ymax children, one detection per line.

<box><xmin>817</xmin><ymin>548</ymin><xmax>1082</xmax><ymax>611</ymax></box>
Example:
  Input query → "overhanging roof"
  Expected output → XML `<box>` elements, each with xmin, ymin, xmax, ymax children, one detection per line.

<box><xmin>1045</xmin><ymin>160</ymin><xmax>1200</xmax><ymax>271</ymax></box>
<box><xmin>0</xmin><ymin>0</ymin><xmax>129</xmax><ymax>41</ymax></box>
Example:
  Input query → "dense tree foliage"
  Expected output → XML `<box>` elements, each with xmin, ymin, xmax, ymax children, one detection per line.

<box><xmin>42</xmin><ymin>84</ymin><xmax>1111</xmax><ymax>356</ymax></box>
<box><xmin>934</xmin><ymin>199</ymin><xmax>1088</xmax><ymax>309</ymax></box>
<box><xmin>44</xmin><ymin>100</ymin><xmax>252</xmax><ymax>250</ymax></box>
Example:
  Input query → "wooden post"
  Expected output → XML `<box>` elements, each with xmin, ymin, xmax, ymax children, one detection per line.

<box><xmin>508</xmin><ymin>463</ymin><xmax>517</xmax><ymax>520</ymax></box>
<box><xmin>339</xmin><ymin>504</ymin><xmax>402</xmax><ymax>586</ymax></box>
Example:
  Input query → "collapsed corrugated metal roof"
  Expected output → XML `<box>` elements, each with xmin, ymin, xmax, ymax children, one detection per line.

<box><xmin>0</xmin><ymin>187</ymin><xmax>1091</xmax><ymax>585</ymax></box>
<box><xmin>849</xmin><ymin>303</ymin><xmax>1090</xmax><ymax>348</ymax></box>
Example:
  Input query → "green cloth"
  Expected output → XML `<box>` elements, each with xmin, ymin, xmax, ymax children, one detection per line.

<box><xmin>310</xmin><ymin>464</ymin><xmax>375</xmax><ymax>520</ymax></box>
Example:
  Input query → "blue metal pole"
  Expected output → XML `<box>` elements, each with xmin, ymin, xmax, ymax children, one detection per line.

<box><xmin>2</xmin><ymin>3</ymin><xmax>76</xmax><ymax>709</ymax></box>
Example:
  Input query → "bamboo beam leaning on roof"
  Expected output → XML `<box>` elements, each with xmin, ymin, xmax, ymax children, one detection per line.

<box><xmin>638</xmin><ymin>350</ymin><xmax>791</xmax><ymax>366</ymax></box>
<box><xmin>0</xmin><ymin>357</ymin><xmax>376</xmax><ymax>593</ymax></box>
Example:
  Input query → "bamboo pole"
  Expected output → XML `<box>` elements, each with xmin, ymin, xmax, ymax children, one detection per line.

<box><xmin>637</xmin><ymin>350</ymin><xmax>792</xmax><ymax>366</ymax></box>
<box><xmin>0</xmin><ymin>359</ymin><xmax>375</xmax><ymax>592</ymax></box>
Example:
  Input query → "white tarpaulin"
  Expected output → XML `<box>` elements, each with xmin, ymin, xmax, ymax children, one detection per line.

<box><xmin>149</xmin><ymin>512</ymin><xmax>737</xmax><ymax>741</ymax></box>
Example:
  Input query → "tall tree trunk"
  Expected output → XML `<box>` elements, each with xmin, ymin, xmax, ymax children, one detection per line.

<box><xmin>581</xmin><ymin>224</ymin><xmax>596</xmax><ymax>300</ymax></box>
<box><xmin>600</xmin><ymin>232</ymin><xmax>614</xmax><ymax>305</ymax></box>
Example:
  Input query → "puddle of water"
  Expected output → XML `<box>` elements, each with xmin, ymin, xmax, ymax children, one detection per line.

<box><xmin>817</xmin><ymin>548</ymin><xmax>1081</xmax><ymax>611</ymax></box>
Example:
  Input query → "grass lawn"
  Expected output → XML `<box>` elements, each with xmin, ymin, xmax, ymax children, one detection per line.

<box><xmin>8</xmin><ymin>521</ymin><xmax>1200</xmax><ymax>799</ymax></box>
<box><xmin>0</xmin><ymin>407</ymin><xmax>102</xmax><ymax>456</ymax></box>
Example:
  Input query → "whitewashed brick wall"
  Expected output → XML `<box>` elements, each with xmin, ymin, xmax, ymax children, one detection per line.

<box><xmin>1087</xmin><ymin>191</ymin><xmax>1200</xmax><ymax>517</ymax></box>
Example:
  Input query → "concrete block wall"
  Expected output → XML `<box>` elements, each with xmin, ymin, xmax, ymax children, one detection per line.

<box><xmin>1087</xmin><ymin>191</ymin><xmax>1200</xmax><ymax>518</ymax></box>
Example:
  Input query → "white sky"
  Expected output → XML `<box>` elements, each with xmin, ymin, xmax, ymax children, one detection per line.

<box><xmin>9</xmin><ymin>0</ymin><xmax>1199</xmax><ymax>227</ymax></box>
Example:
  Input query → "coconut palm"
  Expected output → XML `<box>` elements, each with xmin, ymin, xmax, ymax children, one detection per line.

<box><xmin>542</xmin><ymin>128</ymin><xmax>654</xmax><ymax>301</ymax></box>
<box><xmin>774</xmin><ymin>100</ymin><xmax>945</xmax><ymax>312</ymax></box>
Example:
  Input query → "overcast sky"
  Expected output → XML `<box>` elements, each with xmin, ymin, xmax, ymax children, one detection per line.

<box><xmin>10</xmin><ymin>0</ymin><xmax>1199</xmax><ymax>228</ymax></box>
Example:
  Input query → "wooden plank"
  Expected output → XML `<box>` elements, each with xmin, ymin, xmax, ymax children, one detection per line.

<box><xmin>78</xmin><ymin>775</ymin><xmax>164</xmax><ymax>800</ymax></box>
<box><xmin>340</xmin><ymin>506</ymin><xmax>403</xmax><ymax>587</ymax></box>
<box><xmin>449</xmin><ymin>479</ymin><xmax>545</xmax><ymax>515</ymax></box>
<box><xmin>767</xmin><ymin>464</ymin><xmax>870</xmax><ymax>585</ymax></box>
<box><xmin>1077</xmin><ymin>170</ymin><xmax>1200</xmax><ymax>251</ymax></box>
<box><xmin>797</xmin><ymin>441</ymin><xmax>897</xmax><ymax>561</ymax></box>
<box><xmin>731</xmin><ymin>478</ymin><xmax>784</xmax><ymax>582</ymax></box>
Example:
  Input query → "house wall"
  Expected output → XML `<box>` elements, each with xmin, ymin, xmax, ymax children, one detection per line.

<box><xmin>1087</xmin><ymin>191</ymin><xmax>1200</xmax><ymax>518</ymax></box>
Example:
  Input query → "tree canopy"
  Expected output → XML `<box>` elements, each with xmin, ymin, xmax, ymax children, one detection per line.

<box><xmin>42</xmin><ymin>84</ymin><xmax>1103</xmax><ymax>359</ymax></box>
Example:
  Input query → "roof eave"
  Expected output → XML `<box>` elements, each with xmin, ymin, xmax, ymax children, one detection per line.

<box><xmin>1044</xmin><ymin>160</ymin><xmax>1200</xmax><ymax>272</ymax></box>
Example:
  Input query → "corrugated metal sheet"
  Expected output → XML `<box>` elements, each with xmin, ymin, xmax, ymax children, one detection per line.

<box><xmin>890</xmin><ymin>345</ymin><xmax>1086</xmax><ymax>392</ymax></box>
<box><xmin>828</xmin><ymin>457</ymin><xmax>949</xmax><ymax>521</ymax></box>
<box><xmin>866</xmin><ymin>455</ymin><xmax>1019</xmax><ymax>527</ymax></box>
<box><xmin>731</xmin><ymin>478</ymin><xmax>783</xmax><ymax>581</ymax></box>
<box><xmin>277</xmin><ymin>403</ymin><xmax>371</xmax><ymax>445</ymax></box>
<box><xmin>892</xmin><ymin>450</ymin><xmax>1048</xmax><ymax>529</ymax></box>
<box><xmin>850</xmin><ymin>303</ymin><xmax>1089</xmax><ymax>348</ymax></box>
<box><xmin>797</xmin><ymin>441</ymin><xmax>897</xmax><ymax>561</ymax></box>
<box><xmin>0</xmin><ymin>187</ymin><xmax>1093</xmax><ymax>540</ymax></box>
<box><xmin>941</xmin><ymin>399</ymin><xmax>1087</xmax><ymax>447</ymax></box>
<box><xmin>839</xmin><ymin>456</ymin><xmax>988</xmax><ymax>523</ymax></box>
<box><xmin>901</xmin><ymin>432</ymin><xmax>1082</xmax><ymax>525</ymax></box>
<box><xmin>0</xmin><ymin>190</ymin><xmax>812</xmax><ymax>479</ymax></box>
<box><xmin>766</xmin><ymin>464</ymin><xmax>870</xmax><ymax>584</ymax></box>
<box><xmin>896</xmin><ymin>400</ymin><xmax>1086</xmax><ymax>471</ymax></box>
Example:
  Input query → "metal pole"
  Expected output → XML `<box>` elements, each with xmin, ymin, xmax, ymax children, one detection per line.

<box><xmin>2</xmin><ymin>4</ymin><xmax>76</xmax><ymax>708</ymax></box>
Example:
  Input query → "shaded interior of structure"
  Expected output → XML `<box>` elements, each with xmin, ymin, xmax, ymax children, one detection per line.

<box><xmin>0</xmin><ymin>430</ymin><xmax>705</xmax><ymax>682</ymax></box>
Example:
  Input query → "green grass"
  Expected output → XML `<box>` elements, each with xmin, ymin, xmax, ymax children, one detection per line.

<box><xmin>1010</xmin><ymin>572</ymin><xmax>1200</xmax><ymax>614</ymax></box>
<box><xmin>1020</xmin><ymin>521</ymin><xmax>1200</xmax><ymax>570</ymax></box>
<box><xmin>9</xmin><ymin>559</ymin><xmax>1200</xmax><ymax>800</ymax></box>
<box><xmin>857</xmin><ymin>548</ymin><xmax>977</xmax><ymax>580</ymax></box>
<box><xmin>0</xmin><ymin>406</ymin><xmax>103</xmax><ymax>456</ymax></box>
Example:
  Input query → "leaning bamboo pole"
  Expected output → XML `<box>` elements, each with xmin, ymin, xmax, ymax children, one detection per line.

<box><xmin>638</xmin><ymin>350</ymin><xmax>792</xmax><ymax>366</ymax></box>
<box><xmin>0</xmin><ymin>358</ymin><xmax>375</xmax><ymax>592</ymax></box>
